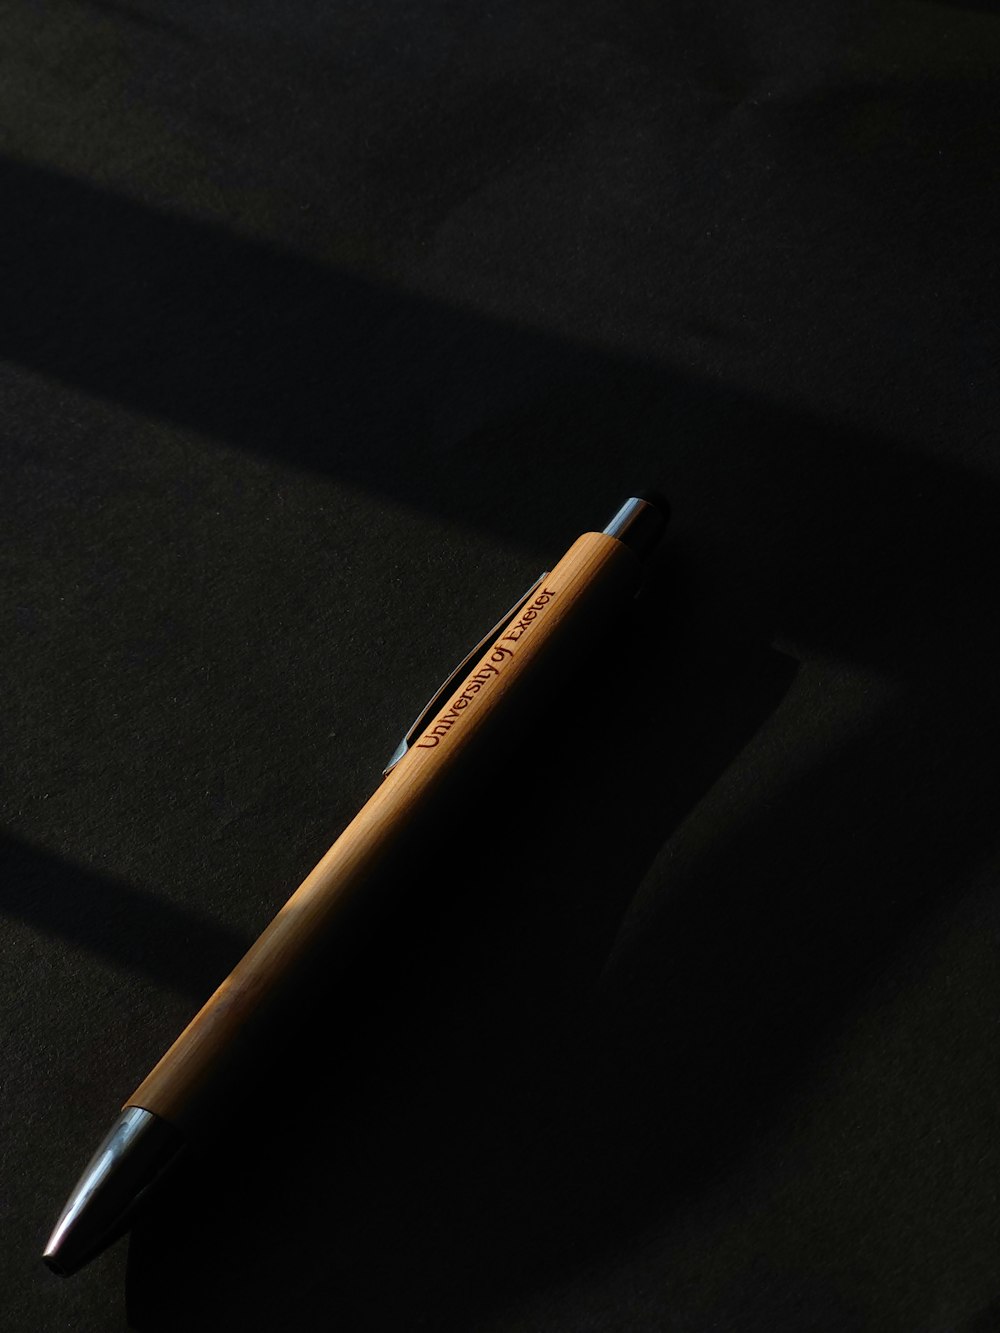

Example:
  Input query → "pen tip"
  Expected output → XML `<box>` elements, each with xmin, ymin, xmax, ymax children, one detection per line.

<box><xmin>41</xmin><ymin>1249</ymin><xmax>69</xmax><ymax>1278</ymax></box>
<box><xmin>42</xmin><ymin>1107</ymin><xmax>184</xmax><ymax>1277</ymax></box>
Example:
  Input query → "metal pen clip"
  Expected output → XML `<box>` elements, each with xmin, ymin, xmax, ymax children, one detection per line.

<box><xmin>383</xmin><ymin>572</ymin><xmax>549</xmax><ymax>775</ymax></box>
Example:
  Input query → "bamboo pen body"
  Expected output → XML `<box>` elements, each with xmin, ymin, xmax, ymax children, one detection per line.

<box><xmin>44</xmin><ymin>498</ymin><xmax>666</xmax><ymax>1276</ymax></box>
<box><xmin>125</xmin><ymin>530</ymin><xmax>641</xmax><ymax>1130</ymax></box>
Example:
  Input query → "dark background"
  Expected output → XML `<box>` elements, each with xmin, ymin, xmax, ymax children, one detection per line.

<box><xmin>3</xmin><ymin>1</ymin><xmax>999</xmax><ymax>1329</ymax></box>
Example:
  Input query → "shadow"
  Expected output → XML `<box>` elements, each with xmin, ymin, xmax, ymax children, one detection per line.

<box><xmin>72</xmin><ymin>0</ymin><xmax>195</xmax><ymax>40</ymax></box>
<box><xmin>125</xmin><ymin>557</ymin><xmax>798</xmax><ymax>1330</ymax></box>
<box><xmin>962</xmin><ymin>1294</ymin><xmax>1000</xmax><ymax>1331</ymax></box>
<box><xmin>918</xmin><ymin>1</ymin><xmax>1000</xmax><ymax>15</ymax></box>
<box><xmin>0</xmin><ymin>154</ymin><xmax>661</xmax><ymax>551</ymax></box>
<box><xmin>0</xmin><ymin>835</ymin><xmax>249</xmax><ymax>999</ymax></box>
<box><xmin>121</xmin><ymin>420</ymin><xmax>1000</xmax><ymax>1328</ymax></box>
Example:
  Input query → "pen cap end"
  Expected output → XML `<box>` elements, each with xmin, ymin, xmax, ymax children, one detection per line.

<box><xmin>602</xmin><ymin>496</ymin><xmax>669</xmax><ymax>559</ymax></box>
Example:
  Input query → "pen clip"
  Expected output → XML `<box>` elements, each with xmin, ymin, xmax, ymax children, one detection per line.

<box><xmin>383</xmin><ymin>571</ymin><xmax>549</xmax><ymax>775</ymax></box>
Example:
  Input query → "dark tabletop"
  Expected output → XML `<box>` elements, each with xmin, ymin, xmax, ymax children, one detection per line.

<box><xmin>3</xmin><ymin>2</ymin><xmax>999</xmax><ymax>1330</ymax></box>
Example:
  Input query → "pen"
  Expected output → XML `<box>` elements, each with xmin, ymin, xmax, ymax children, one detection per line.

<box><xmin>43</xmin><ymin>495</ymin><xmax>667</xmax><ymax>1276</ymax></box>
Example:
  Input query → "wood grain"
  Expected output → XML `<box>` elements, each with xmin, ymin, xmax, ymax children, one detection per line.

<box><xmin>125</xmin><ymin>531</ymin><xmax>641</xmax><ymax>1129</ymax></box>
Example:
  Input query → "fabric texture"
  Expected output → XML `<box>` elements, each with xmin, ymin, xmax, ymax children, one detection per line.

<box><xmin>2</xmin><ymin>2</ymin><xmax>999</xmax><ymax>1329</ymax></box>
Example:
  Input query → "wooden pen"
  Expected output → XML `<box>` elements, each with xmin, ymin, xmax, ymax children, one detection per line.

<box><xmin>43</xmin><ymin>495</ymin><xmax>667</xmax><ymax>1275</ymax></box>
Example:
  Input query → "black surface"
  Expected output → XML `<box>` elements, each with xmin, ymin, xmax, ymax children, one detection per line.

<box><xmin>3</xmin><ymin>2</ymin><xmax>999</xmax><ymax>1330</ymax></box>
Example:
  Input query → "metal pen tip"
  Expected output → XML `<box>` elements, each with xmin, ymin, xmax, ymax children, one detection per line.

<box><xmin>43</xmin><ymin>1107</ymin><xmax>184</xmax><ymax>1277</ymax></box>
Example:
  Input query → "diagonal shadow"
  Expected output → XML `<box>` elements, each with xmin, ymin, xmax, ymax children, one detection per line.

<box><xmin>125</xmin><ymin>570</ymin><xmax>801</xmax><ymax>1330</ymax></box>
<box><xmin>0</xmin><ymin>154</ymin><xmax>651</xmax><ymax>549</ymax></box>
<box><xmin>123</xmin><ymin>410</ymin><xmax>1000</xmax><ymax>1327</ymax></box>
<box><xmin>3</xmin><ymin>152</ymin><xmax>997</xmax><ymax>670</ymax></box>
<box><xmin>124</xmin><ymin>555</ymin><xmax>1000</xmax><ymax>1333</ymax></box>
<box><xmin>0</xmin><ymin>834</ymin><xmax>248</xmax><ymax>998</ymax></box>
<box><xmin>71</xmin><ymin>0</ymin><xmax>195</xmax><ymax>39</ymax></box>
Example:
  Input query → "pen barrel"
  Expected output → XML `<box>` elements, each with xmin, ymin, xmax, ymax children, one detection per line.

<box><xmin>125</xmin><ymin>531</ymin><xmax>642</xmax><ymax>1131</ymax></box>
